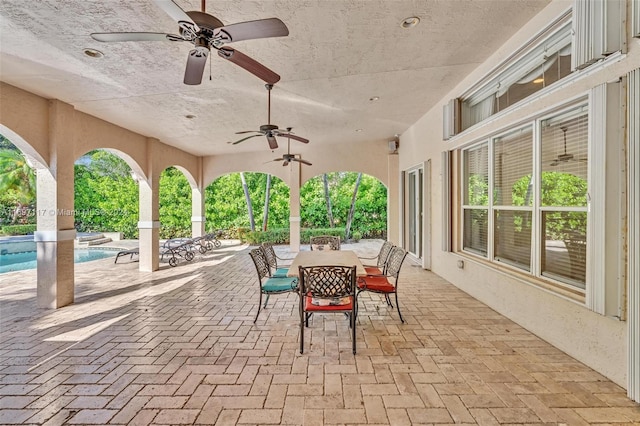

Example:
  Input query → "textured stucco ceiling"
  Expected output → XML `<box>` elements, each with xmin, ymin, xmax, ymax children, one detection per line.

<box><xmin>0</xmin><ymin>0</ymin><xmax>550</xmax><ymax>157</ymax></box>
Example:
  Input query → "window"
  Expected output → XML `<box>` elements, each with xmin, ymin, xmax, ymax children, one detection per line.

<box><xmin>540</xmin><ymin>111</ymin><xmax>588</xmax><ymax>287</ymax></box>
<box><xmin>462</xmin><ymin>144</ymin><xmax>489</xmax><ymax>256</ymax></box>
<box><xmin>493</xmin><ymin>127</ymin><xmax>533</xmax><ymax>271</ymax></box>
<box><xmin>459</xmin><ymin>16</ymin><xmax>573</xmax><ymax>131</ymax></box>
<box><xmin>444</xmin><ymin>2</ymin><xmax>625</xmax><ymax>138</ymax></box>
<box><xmin>460</xmin><ymin>104</ymin><xmax>588</xmax><ymax>290</ymax></box>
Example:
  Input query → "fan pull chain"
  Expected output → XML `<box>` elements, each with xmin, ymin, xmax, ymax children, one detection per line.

<box><xmin>209</xmin><ymin>54</ymin><xmax>212</xmax><ymax>81</ymax></box>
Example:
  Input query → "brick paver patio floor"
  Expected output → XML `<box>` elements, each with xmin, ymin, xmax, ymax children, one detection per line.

<box><xmin>1</xmin><ymin>240</ymin><xmax>638</xmax><ymax>425</ymax></box>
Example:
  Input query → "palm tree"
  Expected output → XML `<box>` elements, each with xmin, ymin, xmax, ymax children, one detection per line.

<box><xmin>0</xmin><ymin>148</ymin><xmax>36</xmax><ymax>223</ymax></box>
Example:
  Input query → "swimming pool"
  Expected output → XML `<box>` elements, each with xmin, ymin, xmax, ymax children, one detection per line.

<box><xmin>0</xmin><ymin>248</ymin><xmax>119</xmax><ymax>274</ymax></box>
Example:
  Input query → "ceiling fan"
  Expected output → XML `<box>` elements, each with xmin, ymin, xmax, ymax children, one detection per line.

<box><xmin>549</xmin><ymin>126</ymin><xmax>587</xmax><ymax>166</ymax></box>
<box><xmin>270</xmin><ymin>130</ymin><xmax>312</xmax><ymax>166</ymax></box>
<box><xmin>231</xmin><ymin>84</ymin><xmax>310</xmax><ymax>150</ymax></box>
<box><xmin>90</xmin><ymin>0</ymin><xmax>288</xmax><ymax>85</ymax></box>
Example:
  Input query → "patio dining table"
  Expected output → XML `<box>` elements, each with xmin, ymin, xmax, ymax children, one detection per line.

<box><xmin>286</xmin><ymin>250</ymin><xmax>367</xmax><ymax>277</ymax></box>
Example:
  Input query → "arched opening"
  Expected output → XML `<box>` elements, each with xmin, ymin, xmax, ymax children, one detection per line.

<box><xmin>301</xmin><ymin>172</ymin><xmax>388</xmax><ymax>243</ymax></box>
<box><xmin>158</xmin><ymin>166</ymin><xmax>194</xmax><ymax>239</ymax></box>
<box><xmin>205</xmin><ymin>172</ymin><xmax>290</xmax><ymax>242</ymax></box>
<box><xmin>0</xmin><ymin>129</ymin><xmax>45</xmax><ymax>274</ymax></box>
<box><xmin>74</xmin><ymin>149</ymin><xmax>140</xmax><ymax>240</ymax></box>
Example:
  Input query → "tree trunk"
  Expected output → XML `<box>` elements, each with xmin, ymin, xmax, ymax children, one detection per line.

<box><xmin>323</xmin><ymin>173</ymin><xmax>334</xmax><ymax>228</ymax></box>
<box><xmin>345</xmin><ymin>173</ymin><xmax>362</xmax><ymax>240</ymax></box>
<box><xmin>240</xmin><ymin>172</ymin><xmax>255</xmax><ymax>231</ymax></box>
<box><xmin>262</xmin><ymin>174</ymin><xmax>271</xmax><ymax>231</ymax></box>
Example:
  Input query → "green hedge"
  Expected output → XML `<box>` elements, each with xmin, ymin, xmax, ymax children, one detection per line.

<box><xmin>0</xmin><ymin>224</ymin><xmax>36</xmax><ymax>236</ymax></box>
<box><xmin>241</xmin><ymin>227</ymin><xmax>347</xmax><ymax>245</ymax></box>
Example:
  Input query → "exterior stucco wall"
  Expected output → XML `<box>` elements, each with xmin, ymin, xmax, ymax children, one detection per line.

<box><xmin>0</xmin><ymin>83</ymin><xmax>200</xmax><ymax>183</ymax></box>
<box><xmin>398</xmin><ymin>0</ymin><xmax>637</xmax><ymax>387</ymax></box>
<box><xmin>1</xmin><ymin>83</ymin><xmax>50</xmax><ymax>166</ymax></box>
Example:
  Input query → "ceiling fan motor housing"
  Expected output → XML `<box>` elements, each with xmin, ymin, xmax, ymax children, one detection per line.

<box><xmin>180</xmin><ymin>11</ymin><xmax>228</xmax><ymax>46</ymax></box>
<box><xmin>260</xmin><ymin>124</ymin><xmax>279</xmax><ymax>132</ymax></box>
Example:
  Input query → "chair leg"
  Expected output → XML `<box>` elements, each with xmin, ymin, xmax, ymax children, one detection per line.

<box><xmin>254</xmin><ymin>292</ymin><xmax>263</xmax><ymax>323</ymax></box>
<box><xmin>263</xmin><ymin>294</ymin><xmax>270</xmax><ymax>309</ymax></box>
<box><xmin>300</xmin><ymin>309</ymin><xmax>305</xmax><ymax>354</ymax></box>
<box><xmin>385</xmin><ymin>294</ymin><xmax>393</xmax><ymax>307</ymax></box>
<box><xmin>394</xmin><ymin>292</ymin><xmax>405</xmax><ymax>323</ymax></box>
<box><xmin>351</xmin><ymin>310</ymin><xmax>356</xmax><ymax>355</ymax></box>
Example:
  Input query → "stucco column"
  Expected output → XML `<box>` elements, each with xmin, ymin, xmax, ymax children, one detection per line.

<box><xmin>289</xmin><ymin>162</ymin><xmax>301</xmax><ymax>252</ymax></box>
<box><xmin>192</xmin><ymin>186</ymin><xmax>205</xmax><ymax>237</ymax></box>
<box><xmin>138</xmin><ymin>176</ymin><xmax>160</xmax><ymax>272</ymax></box>
<box><xmin>387</xmin><ymin>153</ymin><xmax>400</xmax><ymax>244</ymax></box>
<box><xmin>35</xmin><ymin>100</ymin><xmax>76</xmax><ymax>309</ymax></box>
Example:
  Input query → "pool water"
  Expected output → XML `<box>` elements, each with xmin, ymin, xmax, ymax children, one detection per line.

<box><xmin>0</xmin><ymin>248</ymin><xmax>119</xmax><ymax>274</ymax></box>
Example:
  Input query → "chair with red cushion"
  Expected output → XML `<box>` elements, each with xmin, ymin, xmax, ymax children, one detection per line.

<box><xmin>358</xmin><ymin>240</ymin><xmax>394</xmax><ymax>275</ymax></box>
<box><xmin>298</xmin><ymin>265</ymin><xmax>357</xmax><ymax>354</ymax></box>
<box><xmin>357</xmin><ymin>246</ymin><xmax>408</xmax><ymax>323</ymax></box>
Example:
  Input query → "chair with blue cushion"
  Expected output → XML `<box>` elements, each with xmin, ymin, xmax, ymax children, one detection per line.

<box><xmin>249</xmin><ymin>247</ymin><xmax>298</xmax><ymax>322</ymax></box>
<box><xmin>262</xmin><ymin>242</ymin><xmax>293</xmax><ymax>278</ymax></box>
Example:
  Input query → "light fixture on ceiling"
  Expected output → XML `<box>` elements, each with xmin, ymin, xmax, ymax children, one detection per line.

<box><xmin>533</xmin><ymin>77</ymin><xmax>544</xmax><ymax>84</ymax></box>
<box><xmin>83</xmin><ymin>48</ymin><xmax>104</xmax><ymax>58</ymax></box>
<box><xmin>401</xmin><ymin>16</ymin><xmax>420</xmax><ymax>29</ymax></box>
<box><xmin>369</xmin><ymin>96</ymin><xmax>380</xmax><ymax>102</ymax></box>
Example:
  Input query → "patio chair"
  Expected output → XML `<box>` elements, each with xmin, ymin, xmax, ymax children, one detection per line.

<box><xmin>298</xmin><ymin>264</ymin><xmax>357</xmax><ymax>354</ymax></box>
<box><xmin>309</xmin><ymin>235</ymin><xmax>341</xmax><ymax>251</ymax></box>
<box><xmin>358</xmin><ymin>240</ymin><xmax>394</xmax><ymax>275</ymax></box>
<box><xmin>249</xmin><ymin>247</ymin><xmax>299</xmax><ymax>322</ymax></box>
<box><xmin>114</xmin><ymin>248</ymin><xmax>139</xmax><ymax>263</ymax></box>
<box><xmin>357</xmin><ymin>246</ymin><xmax>408</xmax><ymax>323</ymax></box>
<box><xmin>262</xmin><ymin>242</ymin><xmax>294</xmax><ymax>278</ymax></box>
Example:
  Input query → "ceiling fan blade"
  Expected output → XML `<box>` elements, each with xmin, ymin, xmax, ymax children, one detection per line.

<box><xmin>266</xmin><ymin>134</ymin><xmax>279</xmax><ymax>149</ymax></box>
<box><xmin>235</xmin><ymin>130</ymin><xmax>261</xmax><ymax>134</ymax></box>
<box><xmin>280</xmin><ymin>133</ymin><xmax>309</xmax><ymax>144</ymax></box>
<box><xmin>282</xmin><ymin>160</ymin><xmax>290</xmax><ymax>166</ymax></box>
<box><xmin>90</xmin><ymin>32</ymin><xmax>181</xmax><ymax>42</ymax></box>
<box><xmin>295</xmin><ymin>158</ymin><xmax>313</xmax><ymax>166</ymax></box>
<box><xmin>184</xmin><ymin>48</ymin><xmax>208</xmax><ymax>85</ymax></box>
<box><xmin>273</xmin><ymin>157</ymin><xmax>285</xmax><ymax>161</ymax></box>
<box><xmin>232</xmin><ymin>134</ymin><xmax>262</xmax><ymax>145</ymax></box>
<box><xmin>217</xmin><ymin>18</ymin><xmax>289</xmax><ymax>43</ymax></box>
<box><xmin>217</xmin><ymin>47</ymin><xmax>280</xmax><ymax>84</ymax></box>
<box><xmin>152</xmin><ymin>0</ymin><xmax>200</xmax><ymax>32</ymax></box>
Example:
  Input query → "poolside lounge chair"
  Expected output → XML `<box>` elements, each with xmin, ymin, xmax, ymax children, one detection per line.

<box><xmin>114</xmin><ymin>248</ymin><xmax>139</xmax><ymax>263</ymax></box>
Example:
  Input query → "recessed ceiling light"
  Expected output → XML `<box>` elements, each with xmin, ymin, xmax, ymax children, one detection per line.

<box><xmin>355</xmin><ymin>129</ymin><xmax>363</xmax><ymax>132</ymax></box>
<box><xmin>401</xmin><ymin>16</ymin><xmax>420</xmax><ymax>29</ymax></box>
<box><xmin>185</xmin><ymin>114</ymin><xmax>196</xmax><ymax>119</ymax></box>
<box><xmin>83</xmin><ymin>48</ymin><xmax>104</xmax><ymax>58</ymax></box>
<box><xmin>369</xmin><ymin>96</ymin><xmax>380</xmax><ymax>102</ymax></box>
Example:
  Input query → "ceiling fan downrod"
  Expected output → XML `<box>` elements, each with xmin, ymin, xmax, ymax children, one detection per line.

<box><xmin>266</xmin><ymin>84</ymin><xmax>273</xmax><ymax>125</ymax></box>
